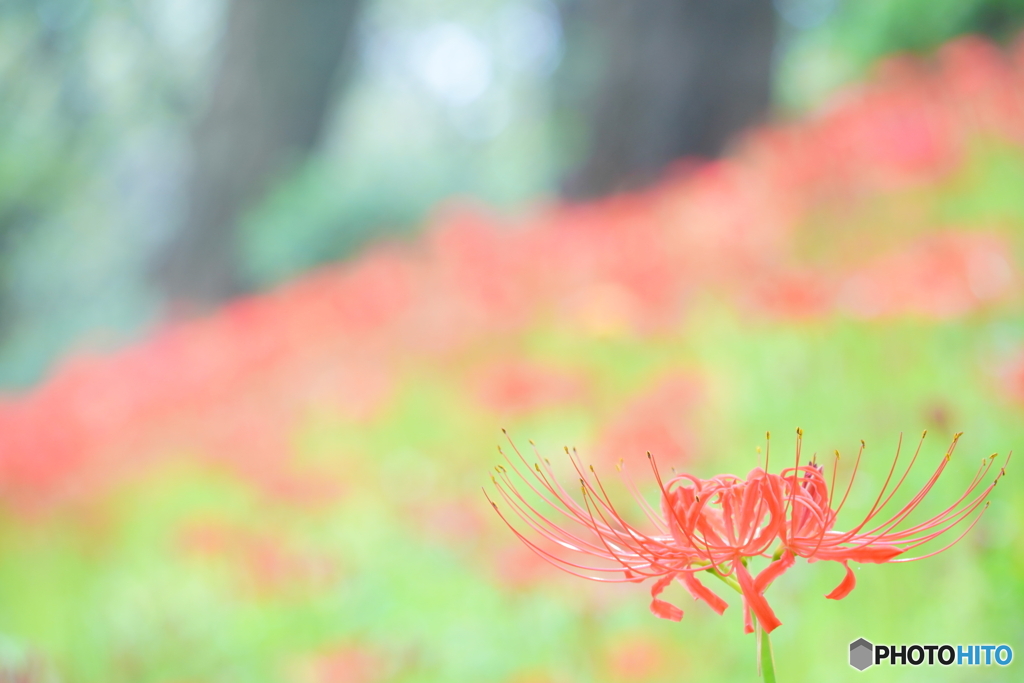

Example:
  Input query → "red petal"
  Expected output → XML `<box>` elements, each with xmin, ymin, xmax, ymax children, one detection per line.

<box><xmin>754</xmin><ymin>551</ymin><xmax>795</xmax><ymax>593</ymax></box>
<box><xmin>680</xmin><ymin>573</ymin><xmax>728</xmax><ymax>615</ymax></box>
<box><xmin>742</xmin><ymin>599</ymin><xmax>754</xmax><ymax>634</ymax></box>
<box><xmin>825</xmin><ymin>561</ymin><xmax>856</xmax><ymax>600</ymax></box>
<box><xmin>650</xmin><ymin>574</ymin><xmax>683</xmax><ymax>621</ymax></box>
<box><xmin>816</xmin><ymin>545</ymin><xmax>903</xmax><ymax>564</ymax></box>
<box><xmin>734</xmin><ymin>561</ymin><xmax>782</xmax><ymax>633</ymax></box>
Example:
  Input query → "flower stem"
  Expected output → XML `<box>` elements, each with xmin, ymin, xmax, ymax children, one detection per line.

<box><xmin>758</xmin><ymin>627</ymin><xmax>777</xmax><ymax>683</ymax></box>
<box><xmin>704</xmin><ymin>565</ymin><xmax>742</xmax><ymax>593</ymax></box>
<box><xmin>698</xmin><ymin>561</ymin><xmax>776</xmax><ymax>680</ymax></box>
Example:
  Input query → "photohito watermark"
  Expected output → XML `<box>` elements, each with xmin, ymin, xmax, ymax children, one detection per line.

<box><xmin>849</xmin><ymin>638</ymin><xmax>1013</xmax><ymax>671</ymax></box>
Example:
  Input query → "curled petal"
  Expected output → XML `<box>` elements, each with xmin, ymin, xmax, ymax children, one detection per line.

<box><xmin>680</xmin><ymin>573</ymin><xmax>729</xmax><ymax>615</ymax></box>
<box><xmin>742</xmin><ymin>599</ymin><xmax>754</xmax><ymax>635</ymax></box>
<box><xmin>650</xmin><ymin>574</ymin><xmax>683</xmax><ymax>621</ymax></box>
<box><xmin>754</xmin><ymin>551</ymin><xmax>795</xmax><ymax>593</ymax></box>
<box><xmin>825</xmin><ymin>561</ymin><xmax>856</xmax><ymax>600</ymax></box>
<box><xmin>734</xmin><ymin>561</ymin><xmax>782</xmax><ymax>633</ymax></box>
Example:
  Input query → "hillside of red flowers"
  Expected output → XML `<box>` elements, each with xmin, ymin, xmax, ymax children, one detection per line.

<box><xmin>3</xmin><ymin>36</ymin><xmax>1024</xmax><ymax>518</ymax></box>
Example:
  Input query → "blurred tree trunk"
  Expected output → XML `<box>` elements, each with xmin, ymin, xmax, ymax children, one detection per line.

<box><xmin>561</xmin><ymin>0</ymin><xmax>777</xmax><ymax>199</ymax></box>
<box><xmin>154</xmin><ymin>0</ymin><xmax>362</xmax><ymax>306</ymax></box>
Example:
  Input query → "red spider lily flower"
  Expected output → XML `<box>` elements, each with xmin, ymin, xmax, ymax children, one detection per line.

<box><xmin>485</xmin><ymin>429</ymin><xmax>1008</xmax><ymax>637</ymax></box>
<box><xmin>485</xmin><ymin>434</ymin><xmax>787</xmax><ymax>631</ymax></box>
<box><xmin>762</xmin><ymin>430</ymin><xmax>1009</xmax><ymax>605</ymax></box>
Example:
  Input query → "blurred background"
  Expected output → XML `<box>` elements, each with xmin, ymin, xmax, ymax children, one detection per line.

<box><xmin>2</xmin><ymin>0</ymin><xmax>1024</xmax><ymax>681</ymax></box>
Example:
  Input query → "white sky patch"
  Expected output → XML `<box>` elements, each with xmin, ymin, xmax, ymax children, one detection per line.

<box><xmin>411</xmin><ymin>22</ymin><xmax>493</xmax><ymax>106</ymax></box>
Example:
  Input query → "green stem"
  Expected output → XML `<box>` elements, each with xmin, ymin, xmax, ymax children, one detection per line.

<box><xmin>704</xmin><ymin>565</ymin><xmax>742</xmax><ymax>593</ymax></box>
<box><xmin>759</xmin><ymin>627</ymin><xmax>777</xmax><ymax>683</ymax></box>
<box><xmin>694</xmin><ymin>559</ymin><xmax>778</xmax><ymax>681</ymax></box>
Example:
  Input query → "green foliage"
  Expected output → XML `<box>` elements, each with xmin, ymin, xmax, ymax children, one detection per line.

<box><xmin>777</xmin><ymin>0</ymin><xmax>1024</xmax><ymax>110</ymax></box>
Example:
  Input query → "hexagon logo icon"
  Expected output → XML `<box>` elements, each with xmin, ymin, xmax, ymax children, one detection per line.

<box><xmin>850</xmin><ymin>638</ymin><xmax>874</xmax><ymax>671</ymax></box>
